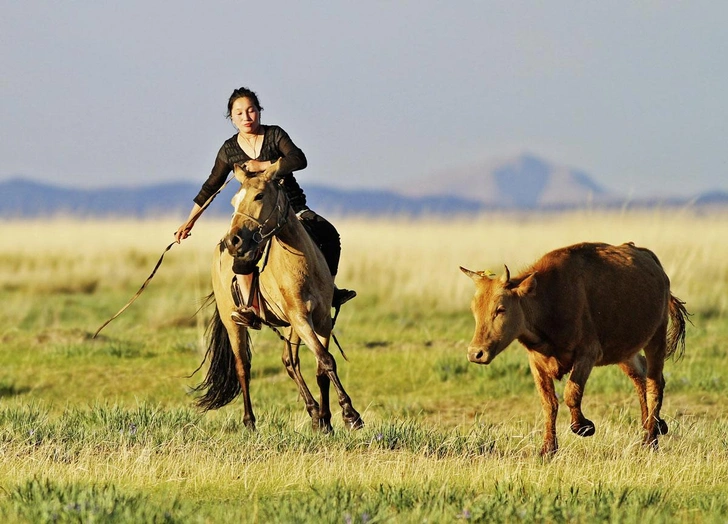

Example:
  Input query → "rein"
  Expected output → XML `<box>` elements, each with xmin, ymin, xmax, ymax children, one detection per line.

<box><xmin>92</xmin><ymin>174</ymin><xmax>236</xmax><ymax>338</ymax></box>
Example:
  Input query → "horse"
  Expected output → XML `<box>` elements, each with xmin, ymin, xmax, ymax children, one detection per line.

<box><xmin>193</xmin><ymin>161</ymin><xmax>364</xmax><ymax>433</ymax></box>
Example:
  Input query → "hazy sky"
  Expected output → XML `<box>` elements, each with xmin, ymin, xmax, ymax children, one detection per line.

<box><xmin>2</xmin><ymin>2</ymin><xmax>726</xmax><ymax>198</ymax></box>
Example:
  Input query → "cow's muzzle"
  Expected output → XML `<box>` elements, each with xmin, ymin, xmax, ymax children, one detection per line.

<box><xmin>468</xmin><ymin>346</ymin><xmax>494</xmax><ymax>365</ymax></box>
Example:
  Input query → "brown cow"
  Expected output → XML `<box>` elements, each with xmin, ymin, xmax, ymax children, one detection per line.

<box><xmin>461</xmin><ymin>242</ymin><xmax>689</xmax><ymax>456</ymax></box>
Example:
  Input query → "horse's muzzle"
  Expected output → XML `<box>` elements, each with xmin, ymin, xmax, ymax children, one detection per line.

<box><xmin>224</xmin><ymin>230</ymin><xmax>263</xmax><ymax>274</ymax></box>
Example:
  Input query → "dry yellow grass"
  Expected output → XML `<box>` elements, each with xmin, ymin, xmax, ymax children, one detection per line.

<box><xmin>2</xmin><ymin>209</ymin><xmax>726</xmax><ymax>316</ymax></box>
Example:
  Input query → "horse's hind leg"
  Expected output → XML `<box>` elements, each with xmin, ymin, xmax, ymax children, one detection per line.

<box><xmin>316</xmin><ymin>360</ymin><xmax>333</xmax><ymax>432</ymax></box>
<box><xmin>281</xmin><ymin>331</ymin><xmax>330</xmax><ymax>432</ymax></box>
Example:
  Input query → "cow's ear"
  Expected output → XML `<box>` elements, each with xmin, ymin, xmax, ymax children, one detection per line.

<box><xmin>500</xmin><ymin>265</ymin><xmax>511</xmax><ymax>284</ymax></box>
<box><xmin>460</xmin><ymin>266</ymin><xmax>483</xmax><ymax>282</ymax></box>
<box><xmin>515</xmin><ymin>272</ymin><xmax>537</xmax><ymax>297</ymax></box>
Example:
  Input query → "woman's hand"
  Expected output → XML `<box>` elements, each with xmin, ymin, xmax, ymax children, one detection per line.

<box><xmin>174</xmin><ymin>222</ymin><xmax>193</xmax><ymax>243</ymax></box>
<box><xmin>175</xmin><ymin>204</ymin><xmax>203</xmax><ymax>243</ymax></box>
<box><xmin>243</xmin><ymin>160</ymin><xmax>272</xmax><ymax>173</ymax></box>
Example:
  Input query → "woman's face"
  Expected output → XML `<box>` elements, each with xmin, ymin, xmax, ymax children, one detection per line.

<box><xmin>231</xmin><ymin>97</ymin><xmax>260</xmax><ymax>134</ymax></box>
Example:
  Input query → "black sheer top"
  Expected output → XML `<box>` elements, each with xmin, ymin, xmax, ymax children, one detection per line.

<box><xmin>193</xmin><ymin>124</ymin><xmax>309</xmax><ymax>212</ymax></box>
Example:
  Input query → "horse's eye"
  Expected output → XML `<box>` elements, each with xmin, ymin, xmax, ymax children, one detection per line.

<box><xmin>254</xmin><ymin>192</ymin><xmax>264</xmax><ymax>201</ymax></box>
<box><xmin>495</xmin><ymin>305</ymin><xmax>506</xmax><ymax>316</ymax></box>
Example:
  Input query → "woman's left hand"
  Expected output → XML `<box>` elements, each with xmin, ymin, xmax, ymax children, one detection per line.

<box><xmin>243</xmin><ymin>160</ymin><xmax>271</xmax><ymax>173</ymax></box>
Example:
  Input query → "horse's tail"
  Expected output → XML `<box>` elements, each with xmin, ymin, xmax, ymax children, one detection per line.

<box><xmin>666</xmin><ymin>293</ymin><xmax>690</xmax><ymax>361</ymax></box>
<box><xmin>191</xmin><ymin>300</ymin><xmax>249</xmax><ymax>411</ymax></box>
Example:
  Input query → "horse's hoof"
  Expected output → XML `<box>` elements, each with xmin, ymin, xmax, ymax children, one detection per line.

<box><xmin>316</xmin><ymin>419</ymin><xmax>334</xmax><ymax>433</ymax></box>
<box><xmin>571</xmin><ymin>420</ymin><xmax>595</xmax><ymax>437</ymax></box>
<box><xmin>346</xmin><ymin>416</ymin><xmax>364</xmax><ymax>430</ymax></box>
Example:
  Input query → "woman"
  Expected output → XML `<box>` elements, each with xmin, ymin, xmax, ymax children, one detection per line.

<box><xmin>175</xmin><ymin>87</ymin><xmax>355</xmax><ymax>329</ymax></box>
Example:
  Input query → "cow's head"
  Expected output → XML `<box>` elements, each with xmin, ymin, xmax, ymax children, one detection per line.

<box><xmin>460</xmin><ymin>265</ymin><xmax>537</xmax><ymax>365</ymax></box>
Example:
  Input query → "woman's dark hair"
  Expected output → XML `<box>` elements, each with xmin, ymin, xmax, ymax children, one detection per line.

<box><xmin>226</xmin><ymin>87</ymin><xmax>263</xmax><ymax>118</ymax></box>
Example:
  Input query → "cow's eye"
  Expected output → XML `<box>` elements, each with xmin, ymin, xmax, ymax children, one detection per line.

<box><xmin>495</xmin><ymin>305</ymin><xmax>506</xmax><ymax>316</ymax></box>
<box><xmin>254</xmin><ymin>192</ymin><xmax>264</xmax><ymax>201</ymax></box>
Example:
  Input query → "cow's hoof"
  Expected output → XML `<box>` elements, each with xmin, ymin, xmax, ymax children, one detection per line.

<box><xmin>657</xmin><ymin>418</ymin><xmax>668</xmax><ymax>435</ymax></box>
<box><xmin>540</xmin><ymin>441</ymin><xmax>558</xmax><ymax>457</ymax></box>
<box><xmin>571</xmin><ymin>419</ymin><xmax>595</xmax><ymax>437</ymax></box>
<box><xmin>643</xmin><ymin>433</ymin><xmax>660</xmax><ymax>450</ymax></box>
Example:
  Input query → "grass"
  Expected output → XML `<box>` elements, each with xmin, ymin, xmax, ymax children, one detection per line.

<box><xmin>0</xmin><ymin>210</ymin><xmax>727</xmax><ymax>522</ymax></box>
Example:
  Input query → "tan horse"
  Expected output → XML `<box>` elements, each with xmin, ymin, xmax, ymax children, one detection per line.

<box><xmin>194</xmin><ymin>161</ymin><xmax>363</xmax><ymax>432</ymax></box>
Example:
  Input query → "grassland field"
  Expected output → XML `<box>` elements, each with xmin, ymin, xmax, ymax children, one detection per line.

<box><xmin>0</xmin><ymin>209</ymin><xmax>727</xmax><ymax>523</ymax></box>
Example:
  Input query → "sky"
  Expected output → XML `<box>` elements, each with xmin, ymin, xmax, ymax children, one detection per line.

<box><xmin>2</xmin><ymin>1</ymin><xmax>727</xmax><ymax>198</ymax></box>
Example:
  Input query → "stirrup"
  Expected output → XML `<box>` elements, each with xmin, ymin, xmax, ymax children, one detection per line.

<box><xmin>333</xmin><ymin>288</ymin><xmax>357</xmax><ymax>308</ymax></box>
<box><xmin>231</xmin><ymin>306</ymin><xmax>262</xmax><ymax>330</ymax></box>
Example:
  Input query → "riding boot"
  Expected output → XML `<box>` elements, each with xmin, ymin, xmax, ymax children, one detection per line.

<box><xmin>333</xmin><ymin>287</ymin><xmax>357</xmax><ymax>308</ymax></box>
<box><xmin>231</xmin><ymin>306</ymin><xmax>262</xmax><ymax>330</ymax></box>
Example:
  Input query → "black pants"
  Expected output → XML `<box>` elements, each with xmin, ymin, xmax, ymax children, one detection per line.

<box><xmin>298</xmin><ymin>209</ymin><xmax>341</xmax><ymax>277</ymax></box>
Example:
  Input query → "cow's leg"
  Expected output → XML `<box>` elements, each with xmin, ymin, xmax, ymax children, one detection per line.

<box><xmin>620</xmin><ymin>352</ymin><xmax>668</xmax><ymax>436</ymax></box>
<box><xmin>292</xmin><ymin>316</ymin><xmax>363</xmax><ymax>430</ymax></box>
<box><xmin>280</xmin><ymin>330</ymin><xmax>328</xmax><ymax>431</ymax></box>
<box><xmin>564</xmin><ymin>351</ymin><xmax>597</xmax><ymax>437</ymax></box>
<box><xmin>643</xmin><ymin>331</ymin><xmax>669</xmax><ymax>449</ymax></box>
<box><xmin>528</xmin><ymin>353</ymin><xmax>559</xmax><ymax>456</ymax></box>
<box><xmin>619</xmin><ymin>353</ymin><xmax>649</xmax><ymax>427</ymax></box>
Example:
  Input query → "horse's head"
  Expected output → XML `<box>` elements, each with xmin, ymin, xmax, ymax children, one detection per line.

<box><xmin>223</xmin><ymin>160</ymin><xmax>288</xmax><ymax>274</ymax></box>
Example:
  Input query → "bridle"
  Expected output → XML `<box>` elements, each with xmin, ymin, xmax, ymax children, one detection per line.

<box><xmin>226</xmin><ymin>179</ymin><xmax>293</xmax><ymax>274</ymax></box>
<box><xmin>231</xmin><ymin>179</ymin><xmax>291</xmax><ymax>247</ymax></box>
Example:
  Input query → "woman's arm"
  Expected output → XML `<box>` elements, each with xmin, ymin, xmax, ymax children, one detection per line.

<box><xmin>246</xmin><ymin>126</ymin><xmax>307</xmax><ymax>174</ymax></box>
<box><xmin>175</xmin><ymin>203</ymin><xmax>202</xmax><ymax>242</ymax></box>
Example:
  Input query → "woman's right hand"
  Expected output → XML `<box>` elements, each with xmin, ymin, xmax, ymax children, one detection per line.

<box><xmin>175</xmin><ymin>221</ymin><xmax>193</xmax><ymax>243</ymax></box>
<box><xmin>175</xmin><ymin>204</ymin><xmax>203</xmax><ymax>243</ymax></box>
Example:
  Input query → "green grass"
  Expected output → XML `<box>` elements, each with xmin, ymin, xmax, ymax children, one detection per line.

<box><xmin>1</xmin><ymin>216</ymin><xmax>727</xmax><ymax>522</ymax></box>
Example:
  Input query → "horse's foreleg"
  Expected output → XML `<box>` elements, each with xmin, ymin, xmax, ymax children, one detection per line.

<box><xmin>281</xmin><ymin>330</ymin><xmax>329</xmax><ymax>432</ymax></box>
<box><xmin>229</xmin><ymin>326</ymin><xmax>256</xmax><ymax>430</ymax></box>
<box><xmin>296</xmin><ymin>324</ymin><xmax>363</xmax><ymax>430</ymax></box>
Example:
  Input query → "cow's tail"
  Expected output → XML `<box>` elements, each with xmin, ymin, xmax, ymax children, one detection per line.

<box><xmin>666</xmin><ymin>293</ymin><xmax>690</xmax><ymax>361</ymax></box>
<box><xmin>190</xmin><ymin>299</ymin><xmax>249</xmax><ymax>411</ymax></box>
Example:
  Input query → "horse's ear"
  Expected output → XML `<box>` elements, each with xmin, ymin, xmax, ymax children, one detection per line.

<box><xmin>260</xmin><ymin>159</ymin><xmax>282</xmax><ymax>182</ymax></box>
<box><xmin>233</xmin><ymin>163</ymin><xmax>255</xmax><ymax>183</ymax></box>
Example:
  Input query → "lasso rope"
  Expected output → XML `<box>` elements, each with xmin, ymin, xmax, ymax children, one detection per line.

<box><xmin>93</xmin><ymin>175</ymin><xmax>235</xmax><ymax>338</ymax></box>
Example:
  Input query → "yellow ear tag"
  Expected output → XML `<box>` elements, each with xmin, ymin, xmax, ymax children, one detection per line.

<box><xmin>481</xmin><ymin>269</ymin><xmax>497</xmax><ymax>279</ymax></box>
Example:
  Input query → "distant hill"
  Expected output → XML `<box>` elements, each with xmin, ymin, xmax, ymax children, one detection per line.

<box><xmin>397</xmin><ymin>153</ymin><xmax>621</xmax><ymax>208</ymax></box>
<box><xmin>1</xmin><ymin>154</ymin><xmax>726</xmax><ymax>218</ymax></box>
<box><xmin>0</xmin><ymin>177</ymin><xmax>487</xmax><ymax>218</ymax></box>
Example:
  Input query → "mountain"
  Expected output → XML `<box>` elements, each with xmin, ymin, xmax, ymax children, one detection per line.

<box><xmin>0</xmin><ymin>177</ymin><xmax>486</xmax><ymax>218</ymax></box>
<box><xmin>0</xmin><ymin>178</ymin><xmax>201</xmax><ymax>217</ymax></box>
<box><xmin>1</xmin><ymin>154</ymin><xmax>725</xmax><ymax>218</ymax></box>
<box><xmin>398</xmin><ymin>153</ymin><xmax>619</xmax><ymax>208</ymax></box>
